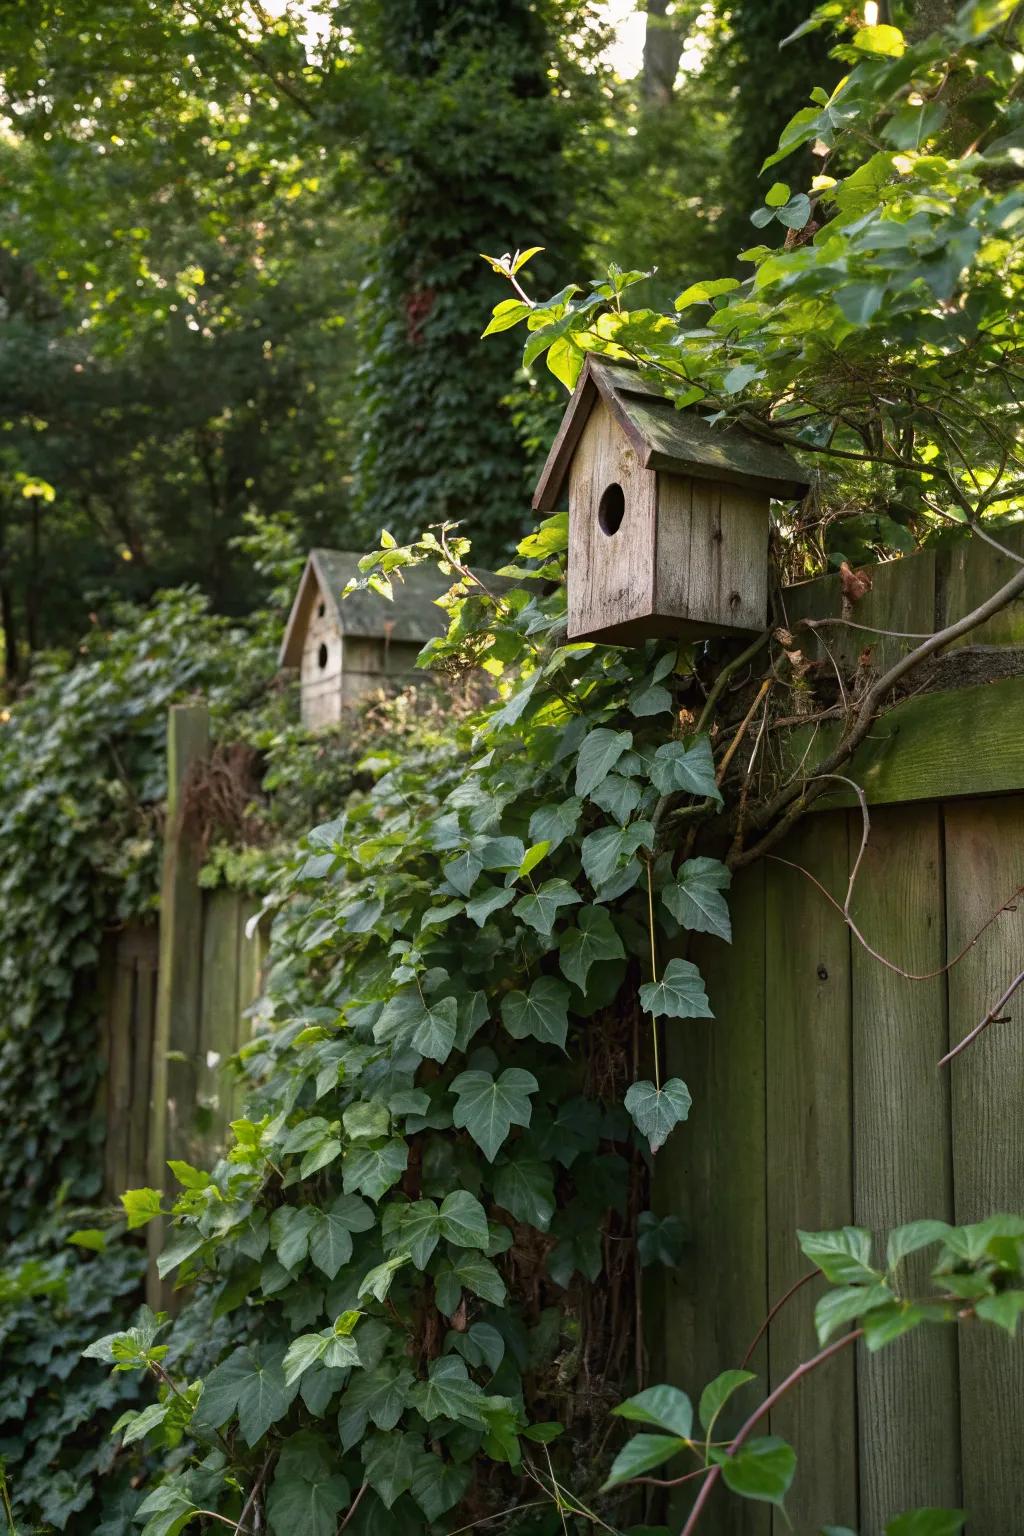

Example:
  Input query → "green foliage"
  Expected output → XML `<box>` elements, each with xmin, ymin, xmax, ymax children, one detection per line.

<box><xmin>91</xmin><ymin>513</ymin><xmax>739</xmax><ymax>1531</ymax></box>
<box><xmin>489</xmin><ymin>0</ymin><xmax>1024</xmax><ymax>575</ymax></box>
<box><xmin>0</xmin><ymin>1210</ymin><xmax>146</xmax><ymax>1532</ymax></box>
<box><xmin>0</xmin><ymin>591</ymin><xmax>242</xmax><ymax>1231</ymax></box>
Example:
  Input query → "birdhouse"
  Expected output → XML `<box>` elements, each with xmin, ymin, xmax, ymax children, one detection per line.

<box><xmin>533</xmin><ymin>357</ymin><xmax>810</xmax><ymax>645</ymax></box>
<box><xmin>279</xmin><ymin>549</ymin><xmax>457</xmax><ymax>730</ymax></box>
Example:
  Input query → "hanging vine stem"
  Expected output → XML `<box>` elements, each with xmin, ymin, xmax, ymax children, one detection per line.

<box><xmin>646</xmin><ymin>857</ymin><xmax>661</xmax><ymax>1090</ymax></box>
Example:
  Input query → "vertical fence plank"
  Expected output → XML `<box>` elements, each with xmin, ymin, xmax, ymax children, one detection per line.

<box><xmin>148</xmin><ymin>703</ymin><xmax>209</xmax><ymax>1299</ymax></box>
<box><xmin>940</xmin><ymin>525</ymin><xmax>1024</xmax><ymax>649</ymax></box>
<box><xmin>944</xmin><ymin>795</ymin><xmax>1024</xmax><ymax>1535</ymax></box>
<box><xmin>232</xmin><ymin>898</ymin><xmax>266</xmax><ymax>1121</ymax></box>
<box><xmin>658</xmin><ymin>862</ymin><xmax>769</xmax><ymax>1536</ymax></box>
<box><xmin>130</xmin><ymin>930</ymin><xmax>158</xmax><ymax>1191</ymax></box>
<box><xmin>849</xmin><ymin>804</ymin><xmax>959</xmax><ymax>1524</ymax></box>
<box><xmin>102</xmin><ymin>939</ymin><xmax>134</xmax><ymax>1201</ymax></box>
<box><xmin>195</xmin><ymin>889</ymin><xmax>242</xmax><ymax>1163</ymax></box>
<box><xmin>764</xmin><ymin>813</ymin><xmax>857</xmax><ymax>1535</ymax></box>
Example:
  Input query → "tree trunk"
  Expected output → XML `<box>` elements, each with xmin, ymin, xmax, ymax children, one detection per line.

<box><xmin>642</xmin><ymin>0</ymin><xmax>684</xmax><ymax>105</ymax></box>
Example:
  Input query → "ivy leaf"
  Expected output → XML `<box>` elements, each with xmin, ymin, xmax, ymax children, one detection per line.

<box><xmin>662</xmin><ymin>858</ymin><xmax>732</xmax><ymax>942</ymax></box>
<box><xmin>120</xmin><ymin>1188</ymin><xmax>163</xmax><ymax>1230</ymax></box>
<box><xmin>337</xmin><ymin>1365</ymin><xmax>415</xmax><ymax>1449</ymax></box>
<box><xmin>590</xmin><ymin>773</ymin><xmax>643</xmax><ymax>823</ymax></box>
<box><xmin>266</xmin><ymin>1447</ymin><xmax>349</xmax><ymax>1536</ymax></box>
<box><xmin>580</xmin><ymin>821</ymin><xmax>653</xmax><ymax>891</ymax></box>
<box><xmin>270</xmin><ymin>1207</ymin><xmax>319</xmax><ymax>1271</ymax></box>
<box><xmin>435</xmin><ymin>1252</ymin><xmax>507</xmax><ymax>1314</ymax></box>
<box><xmin>639</xmin><ymin>958</ymin><xmax>713</xmax><ymax>1020</ymax></box>
<box><xmin>196</xmin><ymin>1345</ymin><xmax>298</xmax><ymax>1446</ymax></box>
<box><xmin>343</xmin><ymin>1139</ymin><xmax>409</xmax><ymax>1201</ymax></box>
<box><xmin>493</xmin><ymin>1155</ymin><xmax>557</xmax><ymax>1231</ymax></box>
<box><xmin>624</xmin><ymin>1079</ymin><xmax>692</xmax><ymax>1154</ymax></box>
<box><xmin>629</xmin><ymin>682</ymin><xmax>673</xmax><ymax>718</ymax></box>
<box><xmin>410</xmin><ymin>1452</ymin><xmax>472</xmax><ymax>1521</ymax></box>
<box><xmin>575</xmin><ymin>728</ymin><xmax>633</xmax><ymax>797</ymax></box>
<box><xmin>815</xmin><ymin>1282</ymin><xmax>893</xmax><ymax>1345</ymax></box>
<box><xmin>501</xmin><ymin>976</ymin><xmax>570</xmax><ymax>1050</ymax></box>
<box><xmin>361</xmin><ymin>1430</ymin><xmax>421</xmax><ymax>1509</ymax></box>
<box><xmin>529</xmin><ymin>797</ymin><xmax>582</xmax><ymax>851</ymax></box>
<box><xmin>358</xmin><ymin>1254</ymin><xmax>411</xmax><ymax>1302</ymax></box>
<box><xmin>438</xmin><ymin>1190</ymin><xmax>490</xmax><ymax>1250</ymax></box>
<box><xmin>450</xmin><ymin>1068</ymin><xmax>538</xmax><ymax>1160</ymax></box>
<box><xmin>465</xmin><ymin>886</ymin><xmax>517</xmax><ymax>926</ymax></box>
<box><xmin>558</xmin><ymin>905</ymin><xmax>626</xmax><ymax>992</ymax></box>
<box><xmin>308</xmin><ymin>1194</ymin><xmax>374</xmax><ymax>1281</ymax></box>
<box><xmin>886</xmin><ymin>1220</ymin><xmax>951</xmax><ymax>1271</ymax></box>
<box><xmin>444</xmin><ymin>848</ymin><xmax>483</xmax><ymax>898</ymax></box>
<box><xmin>513</xmin><ymin>878</ymin><xmax>581</xmax><ymax>937</ymax></box>
<box><xmin>637</xmin><ymin>1211</ymin><xmax>685</xmax><ymax>1267</ymax></box>
<box><xmin>976</xmin><ymin>1290</ymin><xmax>1024</xmax><ymax>1335</ymax></box>
<box><xmin>713</xmin><ymin>1435</ymin><xmax>796</xmax><ymax>1507</ymax></box>
<box><xmin>409</xmin><ymin>1355</ymin><xmax>488</xmax><ymax>1426</ymax></box>
<box><xmin>383</xmin><ymin>1201</ymin><xmax>443</xmax><ymax>1269</ymax></box>
<box><xmin>134</xmin><ymin>1482</ymin><xmax>198</xmax><ymax>1536</ymax></box>
<box><xmin>602</xmin><ymin>1433</ymin><xmax>688</xmax><ymax>1490</ymax></box>
<box><xmin>649</xmin><ymin>737</ymin><xmax>721</xmax><ymax>801</ymax></box>
<box><xmin>411</xmin><ymin>996</ymin><xmax>458</xmax><ymax>1064</ymax></box>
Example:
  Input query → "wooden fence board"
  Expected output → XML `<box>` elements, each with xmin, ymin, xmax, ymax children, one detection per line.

<box><xmin>196</xmin><ymin>889</ymin><xmax>242</xmax><ymax>1164</ymax></box>
<box><xmin>148</xmin><ymin>704</ymin><xmax>209</xmax><ymax>1299</ymax></box>
<box><xmin>848</xmin><ymin>804</ymin><xmax>959</xmax><ymax>1525</ymax></box>
<box><xmin>764</xmin><ymin>814</ymin><xmax>857</xmax><ymax>1535</ymax></box>
<box><xmin>783</xmin><ymin>549</ymin><xmax>937</xmax><ymax>676</ymax></box>
<box><xmin>783</xmin><ymin>679</ymin><xmax>1024</xmax><ymax>812</ymax></box>
<box><xmin>940</xmin><ymin>525</ymin><xmax>1024</xmax><ymax>648</ymax></box>
<box><xmin>663</xmin><ymin>862</ymin><xmax>769</xmax><ymax>1536</ymax></box>
<box><xmin>945</xmin><ymin>796</ymin><xmax>1024</xmax><ymax>1535</ymax></box>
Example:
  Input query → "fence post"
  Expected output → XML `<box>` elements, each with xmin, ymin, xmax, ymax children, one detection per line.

<box><xmin>147</xmin><ymin>702</ymin><xmax>209</xmax><ymax>1303</ymax></box>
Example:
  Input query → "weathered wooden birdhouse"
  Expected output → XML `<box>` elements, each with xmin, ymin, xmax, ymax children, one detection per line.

<box><xmin>279</xmin><ymin>549</ymin><xmax>456</xmax><ymax>730</ymax></box>
<box><xmin>533</xmin><ymin>357</ymin><xmax>810</xmax><ymax>645</ymax></box>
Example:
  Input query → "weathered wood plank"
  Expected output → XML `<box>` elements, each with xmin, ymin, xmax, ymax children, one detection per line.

<box><xmin>148</xmin><ymin>703</ymin><xmax>209</xmax><ymax>1301</ymax></box>
<box><xmin>940</xmin><ymin>525</ymin><xmax>1024</xmax><ymax>649</ymax></box>
<box><xmin>783</xmin><ymin>678</ymin><xmax>1024</xmax><ymax>811</ymax></box>
<box><xmin>944</xmin><ymin>796</ymin><xmax>1024</xmax><ymax>1535</ymax></box>
<box><xmin>848</xmin><ymin>804</ymin><xmax>959</xmax><ymax>1525</ymax></box>
<box><xmin>764</xmin><ymin>814</ymin><xmax>857</xmax><ymax>1534</ymax></box>
<box><xmin>657</xmin><ymin>862</ymin><xmax>770</xmax><ymax>1536</ymax></box>
<box><xmin>784</xmin><ymin>549</ymin><xmax>937</xmax><ymax>677</ymax></box>
<box><xmin>130</xmin><ymin>932</ymin><xmax>158</xmax><ymax>1192</ymax></box>
<box><xmin>196</xmin><ymin>889</ymin><xmax>242</xmax><ymax>1163</ymax></box>
<box><xmin>102</xmin><ymin>941</ymin><xmax>134</xmax><ymax>1201</ymax></box>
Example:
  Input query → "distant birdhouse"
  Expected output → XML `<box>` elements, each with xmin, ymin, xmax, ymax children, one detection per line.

<box><xmin>533</xmin><ymin>358</ymin><xmax>810</xmax><ymax>645</ymax></box>
<box><xmin>279</xmin><ymin>549</ymin><xmax>455</xmax><ymax>730</ymax></box>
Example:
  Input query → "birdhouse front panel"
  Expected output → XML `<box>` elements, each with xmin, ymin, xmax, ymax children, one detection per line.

<box><xmin>653</xmin><ymin>473</ymin><xmax>768</xmax><ymax>639</ymax></box>
<box><xmin>567</xmin><ymin>397</ymin><xmax>657</xmax><ymax>644</ymax></box>
<box><xmin>339</xmin><ymin>636</ymin><xmax>425</xmax><ymax>710</ymax></box>
<box><xmin>300</xmin><ymin>587</ymin><xmax>345</xmax><ymax>730</ymax></box>
<box><xmin>535</xmin><ymin>357</ymin><xmax>810</xmax><ymax>646</ymax></box>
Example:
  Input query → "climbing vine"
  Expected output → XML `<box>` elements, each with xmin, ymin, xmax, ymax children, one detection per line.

<box><xmin>16</xmin><ymin>2</ymin><xmax>1024</xmax><ymax>1532</ymax></box>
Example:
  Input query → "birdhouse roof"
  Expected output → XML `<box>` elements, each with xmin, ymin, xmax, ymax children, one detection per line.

<box><xmin>532</xmin><ymin>356</ymin><xmax>812</xmax><ymax>511</ymax></box>
<box><xmin>279</xmin><ymin>549</ymin><xmax>463</xmax><ymax>668</ymax></box>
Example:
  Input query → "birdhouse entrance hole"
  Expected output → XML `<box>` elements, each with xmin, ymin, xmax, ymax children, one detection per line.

<box><xmin>598</xmin><ymin>482</ymin><xmax>625</xmax><ymax>537</ymax></box>
<box><xmin>317</xmin><ymin>643</ymin><xmax>329</xmax><ymax>669</ymax></box>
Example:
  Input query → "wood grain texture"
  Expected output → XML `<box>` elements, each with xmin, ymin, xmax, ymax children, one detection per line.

<box><xmin>944</xmin><ymin>796</ymin><xmax>1024</xmax><ymax>1535</ymax></box>
<box><xmin>764</xmin><ymin>814</ymin><xmax>858</xmax><ymax>1535</ymax></box>
<box><xmin>102</xmin><ymin>939</ymin><xmax>134</xmax><ymax>1200</ymax></box>
<box><xmin>940</xmin><ymin>524</ymin><xmax>1024</xmax><ymax>648</ymax></box>
<box><xmin>655</xmin><ymin>476</ymin><xmax>768</xmax><ymax>640</ymax></box>
<box><xmin>848</xmin><ymin>805</ymin><xmax>959</xmax><ymax>1525</ymax></box>
<box><xmin>657</xmin><ymin>862</ymin><xmax>770</xmax><ymax>1536</ymax></box>
<box><xmin>148</xmin><ymin>703</ymin><xmax>209</xmax><ymax>1302</ymax></box>
<box><xmin>783</xmin><ymin>549</ymin><xmax>937</xmax><ymax>677</ymax></box>
<box><xmin>567</xmin><ymin>398</ymin><xmax>657</xmax><ymax>642</ymax></box>
<box><xmin>196</xmin><ymin>889</ymin><xmax>242</xmax><ymax>1164</ymax></box>
<box><xmin>783</xmin><ymin>679</ymin><xmax>1024</xmax><ymax>811</ymax></box>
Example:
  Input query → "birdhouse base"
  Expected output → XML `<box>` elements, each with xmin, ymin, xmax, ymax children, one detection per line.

<box><xmin>566</xmin><ymin>610</ymin><xmax>763</xmax><ymax>647</ymax></box>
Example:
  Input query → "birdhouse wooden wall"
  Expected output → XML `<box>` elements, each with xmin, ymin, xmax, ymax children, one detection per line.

<box><xmin>534</xmin><ymin>357</ymin><xmax>810</xmax><ymax>647</ymax></box>
<box><xmin>567</xmin><ymin>399</ymin><xmax>770</xmax><ymax>645</ymax></box>
<box><xmin>299</xmin><ymin>591</ymin><xmax>345</xmax><ymax>730</ymax></box>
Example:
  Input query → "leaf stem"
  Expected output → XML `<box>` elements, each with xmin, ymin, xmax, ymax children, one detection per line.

<box><xmin>645</xmin><ymin>859</ymin><xmax>661</xmax><ymax>1090</ymax></box>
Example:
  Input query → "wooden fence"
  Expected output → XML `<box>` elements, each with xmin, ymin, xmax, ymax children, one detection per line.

<box><xmin>96</xmin><ymin>705</ymin><xmax>266</xmax><ymax>1294</ymax></box>
<box><xmin>654</xmin><ymin>528</ymin><xmax>1024</xmax><ymax>1534</ymax></box>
